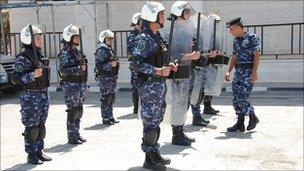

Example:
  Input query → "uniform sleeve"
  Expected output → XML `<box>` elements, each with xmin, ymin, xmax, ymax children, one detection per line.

<box><xmin>13</xmin><ymin>55</ymin><xmax>35</xmax><ymax>84</ymax></box>
<box><xmin>95</xmin><ymin>48</ymin><xmax>112</xmax><ymax>71</ymax></box>
<box><xmin>127</xmin><ymin>33</ymin><xmax>133</xmax><ymax>55</ymax></box>
<box><xmin>58</xmin><ymin>50</ymin><xmax>84</xmax><ymax>76</ymax></box>
<box><xmin>251</xmin><ymin>34</ymin><xmax>261</xmax><ymax>51</ymax></box>
<box><xmin>131</xmin><ymin>36</ymin><xmax>156</xmax><ymax>75</ymax></box>
<box><xmin>232</xmin><ymin>39</ymin><xmax>237</xmax><ymax>56</ymax></box>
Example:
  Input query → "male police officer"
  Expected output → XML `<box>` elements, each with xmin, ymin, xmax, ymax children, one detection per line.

<box><xmin>132</xmin><ymin>1</ymin><xmax>178</xmax><ymax>170</ymax></box>
<box><xmin>94</xmin><ymin>29</ymin><xmax>120</xmax><ymax>125</ymax></box>
<box><xmin>127</xmin><ymin>12</ymin><xmax>142</xmax><ymax>115</ymax></box>
<box><xmin>58</xmin><ymin>24</ymin><xmax>88</xmax><ymax>144</ymax></box>
<box><xmin>225</xmin><ymin>17</ymin><xmax>260</xmax><ymax>132</ymax></box>
<box><xmin>165</xmin><ymin>1</ymin><xmax>200</xmax><ymax>146</ymax></box>
<box><xmin>13</xmin><ymin>24</ymin><xmax>52</xmax><ymax>164</ymax></box>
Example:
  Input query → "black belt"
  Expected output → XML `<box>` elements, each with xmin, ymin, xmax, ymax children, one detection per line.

<box><xmin>235</xmin><ymin>63</ymin><xmax>253</xmax><ymax>69</ymax></box>
<box><xmin>62</xmin><ymin>75</ymin><xmax>86</xmax><ymax>83</ymax></box>
<box><xmin>138</xmin><ymin>74</ymin><xmax>166</xmax><ymax>83</ymax></box>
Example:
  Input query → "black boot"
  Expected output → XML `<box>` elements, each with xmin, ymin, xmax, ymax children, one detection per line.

<box><xmin>203</xmin><ymin>96</ymin><xmax>219</xmax><ymax>115</ymax></box>
<box><xmin>154</xmin><ymin>127</ymin><xmax>171</xmax><ymax>165</ymax></box>
<box><xmin>142</xmin><ymin>128</ymin><xmax>166</xmax><ymax>170</ymax></box>
<box><xmin>110</xmin><ymin>118</ymin><xmax>119</xmax><ymax>124</ymax></box>
<box><xmin>247</xmin><ymin>113</ymin><xmax>259</xmax><ymax>131</ymax></box>
<box><xmin>78</xmin><ymin>136</ymin><xmax>87</xmax><ymax>142</ymax></box>
<box><xmin>68</xmin><ymin>136</ymin><xmax>83</xmax><ymax>144</ymax></box>
<box><xmin>154</xmin><ymin>151</ymin><xmax>171</xmax><ymax>165</ymax></box>
<box><xmin>227</xmin><ymin>116</ymin><xmax>245</xmax><ymax>132</ymax></box>
<box><xmin>103</xmin><ymin>118</ymin><xmax>114</xmax><ymax>125</ymax></box>
<box><xmin>27</xmin><ymin>152</ymin><xmax>43</xmax><ymax>165</ymax></box>
<box><xmin>203</xmin><ymin>101</ymin><xmax>217</xmax><ymax>115</ymax></box>
<box><xmin>75</xmin><ymin>106</ymin><xmax>86</xmax><ymax>143</ymax></box>
<box><xmin>37</xmin><ymin>151</ymin><xmax>52</xmax><ymax>161</ymax></box>
<box><xmin>192</xmin><ymin>115</ymin><xmax>209</xmax><ymax>126</ymax></box>
<box><xmin>143</xmin><ymin>152</ymin><xmax>166</xmax><ymax>170</ymax></box>
<box><xmin>172</xmin><ymin>126</ymin><xmax>193</xmax><ymax>146</ymax></box>
<box><xmin>67</xmin><ymin>108</ymin><xmax>82</xmax><ymax>144</ymax></box>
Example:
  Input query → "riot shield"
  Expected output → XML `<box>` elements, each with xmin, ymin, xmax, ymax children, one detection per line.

<box><xmin>203</xmin><ymin>14</ymin><xmax>228</xmax><ymax>97</ymax></box>
<box><xmin>163</xmin><ymin>19</ymin><xmax>195</xmax><ymax>125</ymax></box>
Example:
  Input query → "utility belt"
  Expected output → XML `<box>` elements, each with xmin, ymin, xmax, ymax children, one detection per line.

<box><xmin>235</xmin><ymin>63</ymin><xmax>253</xmax><ymax>69</ymax></box>
<box><xmin>207</xmin><ymin>54</ymin><xmax>230</xmax><ymax>66</ymax></box>
<box><xmin>167</xmin><ymin>65</ymin><xmax>191</xmax><ymax>79</ymax></box>
<box><xmin>138</xmin><ymin>73</ymin><xmax>166</xmax><ymax>83</ymax></box>
<box><xmin>95</xmin><ymin>66</ymin><xmax>119</xmax><ymax>77</ymax></box>
<box><xmin>61</xmin><ymin>75</ymin><xmax>87</xmax><ymax>83</ymax></box>
<box><xmin>21</xmin><ymin>67</ymin><xmax>50</xmax><ymax>91</ymax></box>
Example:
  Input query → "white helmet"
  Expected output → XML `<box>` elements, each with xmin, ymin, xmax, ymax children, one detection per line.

<box><xmin>131</xmin><ymin>12</ymin><xmax>141</xmax><ymax>26</ymax></box>
<box><xmin>63</xmin><ymin>24</ymin><xmax>80</xmax><ymax>42</ymax></box>
<box><xmin>99</xmin><ymin>29</ymin><xmax>114</xmax><ymax>43</ymax></box>
<box><xmin>20</xmin><ymin>24</ymin><xmax>43</xmax><ymax>45</ymax></box>
<box><xmin>141</xmin><ymin>1</ymin><xmax>165</xmax><ymax>22</ymax></box>
<box><xmin>207</xmin><ymin>13</ymin><xmax>221</xmax><ymax>21</ymax></box>
<box><xmin>171</xmin><ymin>1</ymin><xmax>195</xmax><ymax>17</ymax></box>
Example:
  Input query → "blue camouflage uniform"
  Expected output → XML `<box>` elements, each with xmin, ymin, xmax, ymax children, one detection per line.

<box><xmin>95</xmin><ymin>42</ymin><xmax>119</xmax><ymax>120</ymax></box>
<box><xmin>13</xmin><ymin>46</ymin><xmax>50</xmax><ymax>154</ymax></box>
<box><xmin>232</xmin><ymin>31</ymin><xmax>260</xmax><ymax>116</ymax></box>
<box><xmin>127</xmin><ymin>29</ymin><xmax>140</xmax><ymax>114</ymax></box>
<box><xmin>132</xmin><ymin>28</ymin><xmax>167</xmax><ymax>153</ymax></box>
<box><xmin>58</xmin><ymin>45</ymin><xmax>88</xmax><ymax>141</ymax></box>
<box><xmin>127</xmin><ymin>29</ymin><xmax>140</xmax><ymax>91</ymax></box>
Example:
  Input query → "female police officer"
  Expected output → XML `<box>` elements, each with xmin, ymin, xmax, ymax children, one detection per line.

<box><xmin>13</xmin><ymin>24</ymin><xmax>52</xmax><ymax>164</ymax></box>
<box><xmin>132</xmin><ymin>2</ymin><xmax>178</xmax><ymax>170</ymax></box>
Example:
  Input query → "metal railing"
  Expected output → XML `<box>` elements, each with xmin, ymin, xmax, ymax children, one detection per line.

<box><xmin>245</xmin><ymin>22</ymin><xmax>303</xmax><ymax>59</ymax></box>
<box><xmin>1</xmin><ymin>31</ymin><xmax>63</xmax><ymax>59</ymax></box>
<box><xmin>113</xmin><ymin>30</ymin><xmax>132</xmax><ymax>58</ymax></box>
<box><xmin>1</xmin><ymin>22</ymin><xmax>303</xmax><ymax>59</ymax></box>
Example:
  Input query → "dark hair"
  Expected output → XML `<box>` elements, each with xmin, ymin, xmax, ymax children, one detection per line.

<box><xmin>236</xmin><ymin>23</ymin><xmax>244</xmax><ymax>28</ymax></box>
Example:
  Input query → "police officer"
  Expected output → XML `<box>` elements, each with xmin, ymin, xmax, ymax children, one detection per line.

<box><xmin>127</xmin><ymin>12</ymin><xmax>142</xmax><ymax>115</ymax></box>
<box><xmin>58</xmin><ymin>24</ymin><xmax>88</xmax><ymax>144</ymax></box>
<box><xmin>132</xmin><ymin>1</ymin><xmax>177</xmax><ymax>170</ymax></box>
<box><xmin>225</xmin><ymin>17</ymin><xmax>260</xmax><ymax>132</ymax></box>
<box><xmin>166</xmin><ymin>1</ymin><xmax>200</xmax><ymax>146</ymax></box>
<box><xmin>95</xmin><ymin>29</ymin><xmax>119</xmax><ymax>125</ymax></box>
<box><xmin>13</xmin><ymin>24</ymin><xmax>52</xmax><ymax>164</ymax></box>
<box><xmin>189</xmin><ymin>61</ymin><xmax>210</xmax><ymax>126</ymax></box>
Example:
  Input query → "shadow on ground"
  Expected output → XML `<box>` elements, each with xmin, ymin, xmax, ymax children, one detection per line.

<box><xmin>214</xmin><ymin>131</ymin><xmax>257</xmax><ymax>140</ymax></box>
<box><xmin>44</xmin><ymin>143</ymin><xmax>78</xmax><ymax>154</ymax></box>
<box><xmin>83</xmin><ymin>124</ymin><xmax>111</xmax><ymax>131</ymax></box>
<box><xmin>127</xmin><ymin>166</ymin><xmax>180</xmax><ymax>171</ymax></box>
<box><xmin>159</xmin><ymin>142</ymin><xmax>197</xmax><ymax>156</ymax></box>
<box><xmin>117</xmin><ymin>113</ymin><xmax>138</xmax><ymax>120</ymax></box>
<box><xmin>4</xmin><ymin>163</ymin><xmax>36</xmax><ymax>171</ymax></box>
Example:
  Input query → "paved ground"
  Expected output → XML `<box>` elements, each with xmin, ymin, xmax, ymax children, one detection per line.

<box><xmin>1</xmin><ymin>90</ymin><xmax>303</xmax><ymax>170</ymax></box>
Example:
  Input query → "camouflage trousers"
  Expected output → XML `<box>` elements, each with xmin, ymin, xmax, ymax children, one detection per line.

<box><xmin>189</xmin><ymin>68</ymin><xmax>212</xmax><ymax>116</ymax></box>
<box><xmin>232</xmin><ymin>68</ymin><xmax>255</xmax><ymax>116</ymax></box>
<box><xmin>98</xmin><ymin>76</ymin><xmax>117</xmax><ymax>119</ymax></box>
<box><xmin>62</xmin><ymin>82</ymin><xmax>87</xmax><ymax>140</ymax></box>
<box><xmin>139</xmin><ymin>80</ymin><xmax>167</xmax><ymax>153</ymax></box>
<box><xmin>20</xmin><ymin>89</ymin><xmax>49</xmax><ymax>153</ymax></box>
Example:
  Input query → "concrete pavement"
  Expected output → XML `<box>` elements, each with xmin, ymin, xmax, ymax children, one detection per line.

<box><xmin>0</xmin><ymin>90</ymin><xmax>303</xmax><ymax>170</ymax></box>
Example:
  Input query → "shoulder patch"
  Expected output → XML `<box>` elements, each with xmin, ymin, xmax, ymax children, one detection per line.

<box><xmin>137</xmin><ymin>39</ymin><xmax>146</xmax><ymax>51</ymax></box>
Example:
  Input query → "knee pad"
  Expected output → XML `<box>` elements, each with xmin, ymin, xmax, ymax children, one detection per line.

<box><xmin>38</xmin><ymin>123</ymin><xmax>46</xmax><ymax>139</ymax></box>
<box><xmin>77</xmin><ymin>106</ymin><xmax>83</xmax><ymax>120</ymax></box>
<box><xmin>24</xmin><ymin>126</ymin><xmax>40</xmax><ymax>141</ymax></box>
<box><xmin>143</xmin><ymin>128</ymin><xmax>159</xmax><ymax>146</ymax></box>
<box><xmin>106</xmin><ymin>93</ymin><xmax>116</xmax><ymax>106</ymax></box>
<box><xmin>66</xmin><ymin>107</ymin><xmax>79</xmax><ymax>121</ymax></box>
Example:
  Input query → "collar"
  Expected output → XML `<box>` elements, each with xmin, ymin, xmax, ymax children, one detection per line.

<box><xmin>99</xmin><ymin>42</ymin><xmax>111</xmax><ymax>49</ymax></box>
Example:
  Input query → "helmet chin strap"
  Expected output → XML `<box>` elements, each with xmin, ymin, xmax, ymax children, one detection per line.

<box><xmin>156</xmin><ymin>16</ymin><xmax>164</xmax><ymax>29</ymax></box>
